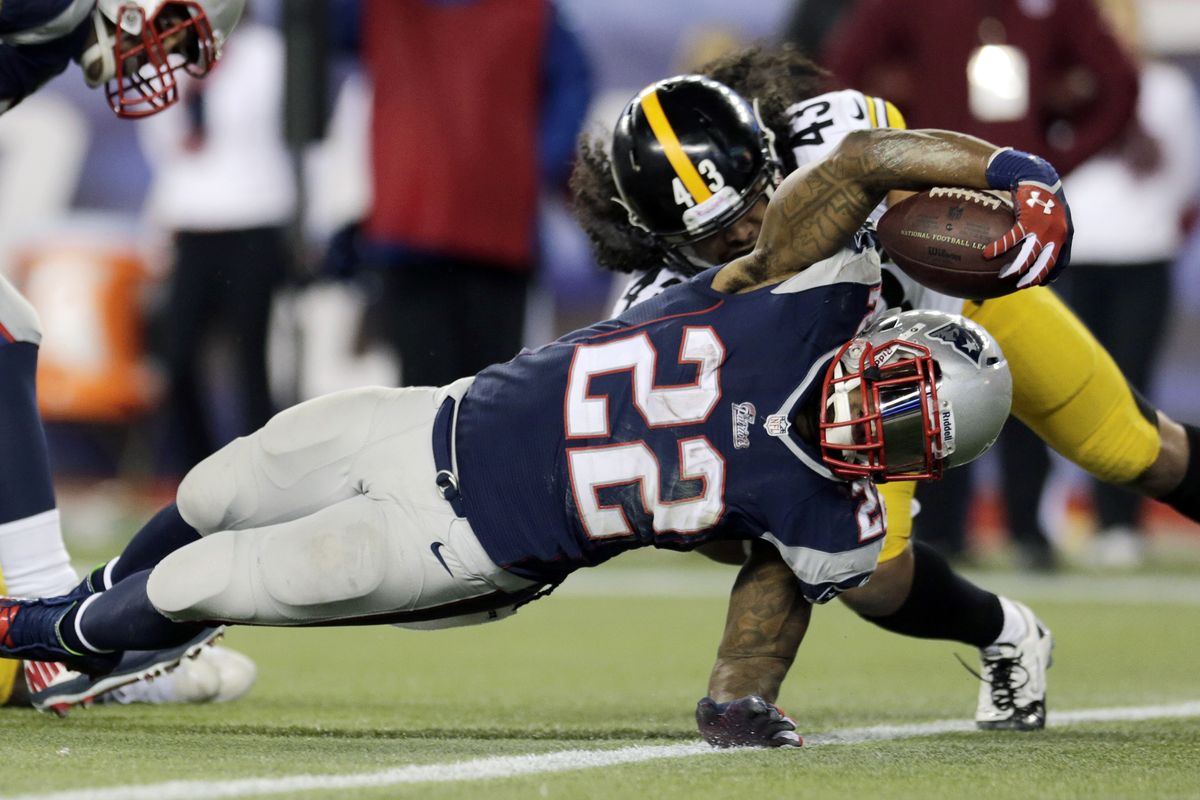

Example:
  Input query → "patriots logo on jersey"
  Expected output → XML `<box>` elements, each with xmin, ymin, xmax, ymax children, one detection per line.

<box><xmin>925</xmin><ymin>321</ymin><xmax>986</xmax><ymax>366</ymax></box>
<box><xmin>732</xmin><ymin>402</ymin><xmax>756</xmax><ymax>449</ymax></box>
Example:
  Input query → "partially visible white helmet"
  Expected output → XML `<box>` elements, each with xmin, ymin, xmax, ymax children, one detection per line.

<box><xmin>819</xmin><ymin>309</ymin><xmax>1012</xmax><ymax>481</ymax></box>
<box><xmin>81</xmin><ymin>0</ymin><xmax>246</xmax><ymax>118</ymax></box>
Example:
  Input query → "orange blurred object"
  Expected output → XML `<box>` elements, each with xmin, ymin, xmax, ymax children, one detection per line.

<box><xmin>14</xmin><ymin>243</ymin><xmax>161</xmax><ymax>424</ymax></box>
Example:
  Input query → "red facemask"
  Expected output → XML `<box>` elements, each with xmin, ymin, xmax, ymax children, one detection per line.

<box><xmin>104</xmin><ymin>2</ymin><xmax>216</xmax><ymax>118</ymax></box>
<box><xmin>818</xmin><ymin>337</ymin><xmax>944</xmax><ymax>482</ymax></box>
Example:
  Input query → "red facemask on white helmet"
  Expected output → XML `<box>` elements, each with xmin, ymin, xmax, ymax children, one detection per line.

<box><xmin>81</xmin><ymin>0</ymin><xmax>245</xmax><ymax>118</ymax></box>
<box><xmin>819</xmin><ymin>310</ymin><xmax>1012</xmax><ymax>482</ymax></box>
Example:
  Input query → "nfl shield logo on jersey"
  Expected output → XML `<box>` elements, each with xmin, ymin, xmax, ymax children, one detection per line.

<box><xmin>764</xmin><ymin>414</ymin><xmax>791</xmax><ymax>437</ymax></box>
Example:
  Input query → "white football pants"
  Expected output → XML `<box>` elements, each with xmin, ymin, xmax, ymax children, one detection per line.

<box><xmin>147</xmin><ymin>378</ymin><xmax>535</xmax><ymax>626</ymax></box>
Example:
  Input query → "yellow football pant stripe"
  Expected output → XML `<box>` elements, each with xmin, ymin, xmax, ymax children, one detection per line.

<box><xmin>884</xmin><ymin>100</ymin><xmax>906</xmax><ymax>129</ymax></box>
<box><xmin>875</xmin><ymin>286</ymin><xmax>1160</xmax><ymax>563</ymax></box>
<box><xmin>640</xmin><ymin>90</ymin><xmax>713</xmax><ymax>204</ymax></box>
<box><xmin>0</xmin><ymin>569</ymin><xmax>16</xmax><ymax>705</ymax></box>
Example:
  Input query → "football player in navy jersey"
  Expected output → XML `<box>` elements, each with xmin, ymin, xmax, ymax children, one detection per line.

<box><xmin>0</xmin><ymin>0</ymin><xmax>243</xmax><ymax>118</ymax></box>
<box><xmin>0</xmin><ymin>108</ymin><xmax>1059</xmax><ymax>729</ymax></box>
<box><xmin>572</xmin><ymin>46</ymin><xmax>1200</xmax><ymax>743</ymax></box>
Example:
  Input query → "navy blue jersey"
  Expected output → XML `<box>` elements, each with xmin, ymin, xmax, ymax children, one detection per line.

<box><xmin>0</xmin><ymin>0</ymin><xmax>93</xmax><ymax>114</ymax></box>
<box><xmin>456</xmin><ymin>255</ymin><xmax>888</xmax><ymax>602</ymax></box>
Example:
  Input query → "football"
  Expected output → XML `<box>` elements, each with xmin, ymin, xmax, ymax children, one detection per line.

<box><xmin>876</xmin><ymin>188</ymin><xmax>1019</xmax><ymax>299</ymax></box>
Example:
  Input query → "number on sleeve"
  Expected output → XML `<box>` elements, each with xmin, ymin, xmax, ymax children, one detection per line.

<box><xmin>851</xmin><ymin>482</ymin><xmax>885</xmax><ymax>543</ymax></box>
<box><xmin>789</xmin><ymin>100</ymin><xmax>835</xmax><ymax>148</ymax></box>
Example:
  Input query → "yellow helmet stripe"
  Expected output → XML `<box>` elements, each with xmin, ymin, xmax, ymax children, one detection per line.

<box><xmin>639</xmin><ymin>90</ymin><xmax>713</xmax><ymax>203</ymax></box>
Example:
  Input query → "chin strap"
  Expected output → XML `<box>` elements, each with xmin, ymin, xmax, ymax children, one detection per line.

<box><xmin>79</xmin><ymin>11</ymin><xmax>117</xmax><ymax>89</ymax></box>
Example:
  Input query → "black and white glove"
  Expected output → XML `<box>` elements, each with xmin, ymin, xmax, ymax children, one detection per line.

<box><xmin>695</xmin><ymin>695</ymin><xmax>802</xmax><ymax>748</ymax></box>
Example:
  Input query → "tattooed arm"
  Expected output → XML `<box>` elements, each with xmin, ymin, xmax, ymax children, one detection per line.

<box><xmin>707</xmin><ymin>540</ymin><xmax>811</xmax><ymax>703</ymax></box>
<box><xmin>711</xmin><ymin>128</ymin><xmax>999</xmax><ymax>294</ymax></box>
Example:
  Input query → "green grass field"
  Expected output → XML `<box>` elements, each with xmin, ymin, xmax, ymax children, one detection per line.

<box><xmin>3</xmin><ymin>551</ymin><xmax>1200</xmax><ymax>800</ymax></box>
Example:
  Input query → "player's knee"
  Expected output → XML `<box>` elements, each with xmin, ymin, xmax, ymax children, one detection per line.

<box><xmin>176</xmin><ymin>452</ymin><xmax>243</xmax><ymax>535</ymax></box>
<box><xmin>148</xmin><ymin>531</ymin><xmax>250</xmax><ymax>622</ymax></box>
<box><xmin>149</xmin><ymin>515</ymin><xmax>391</xmax><ymax>625</ymax></box>
<box><xmin>0</xmin><ymin>277</ymin><xmax>42</xmax><ymax>345</ymax></box>
<box><xmin>257</xmin><ymin>518</ymin><xmax>388</xmax><ymax>608</ymax></box>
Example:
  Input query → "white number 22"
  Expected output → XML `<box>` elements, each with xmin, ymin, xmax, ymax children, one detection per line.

<box><xmin>565</xmin><ymin>328</ymin><xmax>727</xmax><ymax>539</ymax></box>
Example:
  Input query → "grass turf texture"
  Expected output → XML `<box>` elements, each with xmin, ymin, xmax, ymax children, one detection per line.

<box><xmin>2</xmin><ymin>552</ymin><xmax>1198</xmax><ymax>799</ymax></box>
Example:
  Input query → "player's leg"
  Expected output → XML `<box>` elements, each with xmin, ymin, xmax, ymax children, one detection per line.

<box><xmin>146</xmin><ymin>494</ymin><xmax>528</xmax><ymax>627</ymax></box>
<box><xmin>44</xmin><ymin>383</ymin><xmax>457</xmax><ymax>668</ymax></box>
<box><xmin>78</xmin><ymin>383</ymin><xmax>421</xmax><ymax>592</ymax></box>
<box><xmin>911</xmin><ymin>466</ymin><xmax>973</xmax><ymax>559</ymax></box>
<box><xmin>147</xmin><ymin>376</ymin><xmax>533</xmax><ymax>626</ymax></box>
<box><xmin>838</xmin><ymin>480</ymin><xmax>1052</xmax><ymax>730</ymax></box>
<box><xmin>0</xmin><ymin>276</ymin><xmax>85</xmax><ymax>704</ymax></box>
<box><xmin>1061</xmin><ymin>264</ymin><xmax>1170</xmax><ymax>564</ymax></box>
<box><xmin>841</xmin><ymin>481</ymin><xmax>1001</xmax><ymax>640</ymax></box>
<box><xmin>0</xmin><ymin>277</ymin><xmax>256</xmax><ymax>711</ymax></box>
<box><xmin>965</xmin><ymin>287</ymin><xmax>1200</xmax><ymax>521</ymax></box>
<box><xmin>34</xmin><ymin>376</ymin><xmax>530</xmax><ymax>646</ymax></box>
<box><xmin>0</xmin><ymin>276</ymin><xmax>76</xmax><ymax>601</ymax></box>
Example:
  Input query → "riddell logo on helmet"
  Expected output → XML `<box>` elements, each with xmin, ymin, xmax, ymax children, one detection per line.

<box><xmin>940</xmin><ymin>405</ymin><xmax>957</xmax><ymax>456</ymax></box>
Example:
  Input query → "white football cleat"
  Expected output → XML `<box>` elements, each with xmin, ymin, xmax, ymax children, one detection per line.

<box><xmin>975</xmin><ymin>601</ymin><xmax>1053</xmax><ymax>730</ymax></box>
<box><xmin>101</xmin><ymin>645</ymin><xmax>256</xmax><ymax>705</ymax></box>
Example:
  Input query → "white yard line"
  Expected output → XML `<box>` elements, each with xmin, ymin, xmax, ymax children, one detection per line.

<box><xmin>8</xmin><ymin>701</ymin><xmax>1200</xmax><ymax>800</ymax></box>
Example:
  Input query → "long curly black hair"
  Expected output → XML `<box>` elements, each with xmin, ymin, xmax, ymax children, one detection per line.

<box><xmin>568</xmin><ymin>44</ymin><xmax>830</xmax><ymax>274</ymax></box>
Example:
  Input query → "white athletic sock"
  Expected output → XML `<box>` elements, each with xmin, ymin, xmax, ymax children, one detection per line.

<box><xmin>990</xmin><ymin>596</ymin><xmax>1030</xmax><ymax>648</ymax></box>
<box><xmin>0</xmin><ymin>509</ymin><xmax>78</xmax><ymax>597</ymax></box>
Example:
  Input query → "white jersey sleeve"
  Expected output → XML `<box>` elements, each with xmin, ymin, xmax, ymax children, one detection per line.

<box><xmin>785</xmin><ymin>89</ymin><xmax>907</xmax><ymax>169</ymax></box>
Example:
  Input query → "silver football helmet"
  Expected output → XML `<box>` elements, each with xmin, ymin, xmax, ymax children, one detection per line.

<box><xmin>820</xmin><ymin>309</ymin><xmax>1012</xmax><ymax>481</ymax></box>
<box><xmin>81</xmin><ymin>0</ymin><xmax>245</xmax><ymax>118</ymax></box>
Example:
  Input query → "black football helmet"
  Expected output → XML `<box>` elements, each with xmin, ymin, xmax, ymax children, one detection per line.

<box><xmin>610</xmin><ymin>75</ymin><xmax>783</xmax><ymax>273</ymax></box>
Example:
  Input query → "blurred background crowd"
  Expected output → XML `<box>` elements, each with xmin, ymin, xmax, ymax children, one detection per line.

<box><xmin>2</xmin><ymin>0</ymin><xmax>1199</xmax><ymax>570</ymax></box>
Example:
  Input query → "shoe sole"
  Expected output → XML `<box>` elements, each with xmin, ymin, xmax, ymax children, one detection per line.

<box><xmin>975</xmin><ymin>627</ymin><xmax>1055</xmax><ymax>732</ymax></box>
<box><xmin>31</xmin><ymin>628</ymin><xmax>224</xmax><ymax>715</ymax></box>
<box><xmin>976</xmin><ymin>714</ymin><xmax>1046</xmax><ymax>731</ymax></box>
